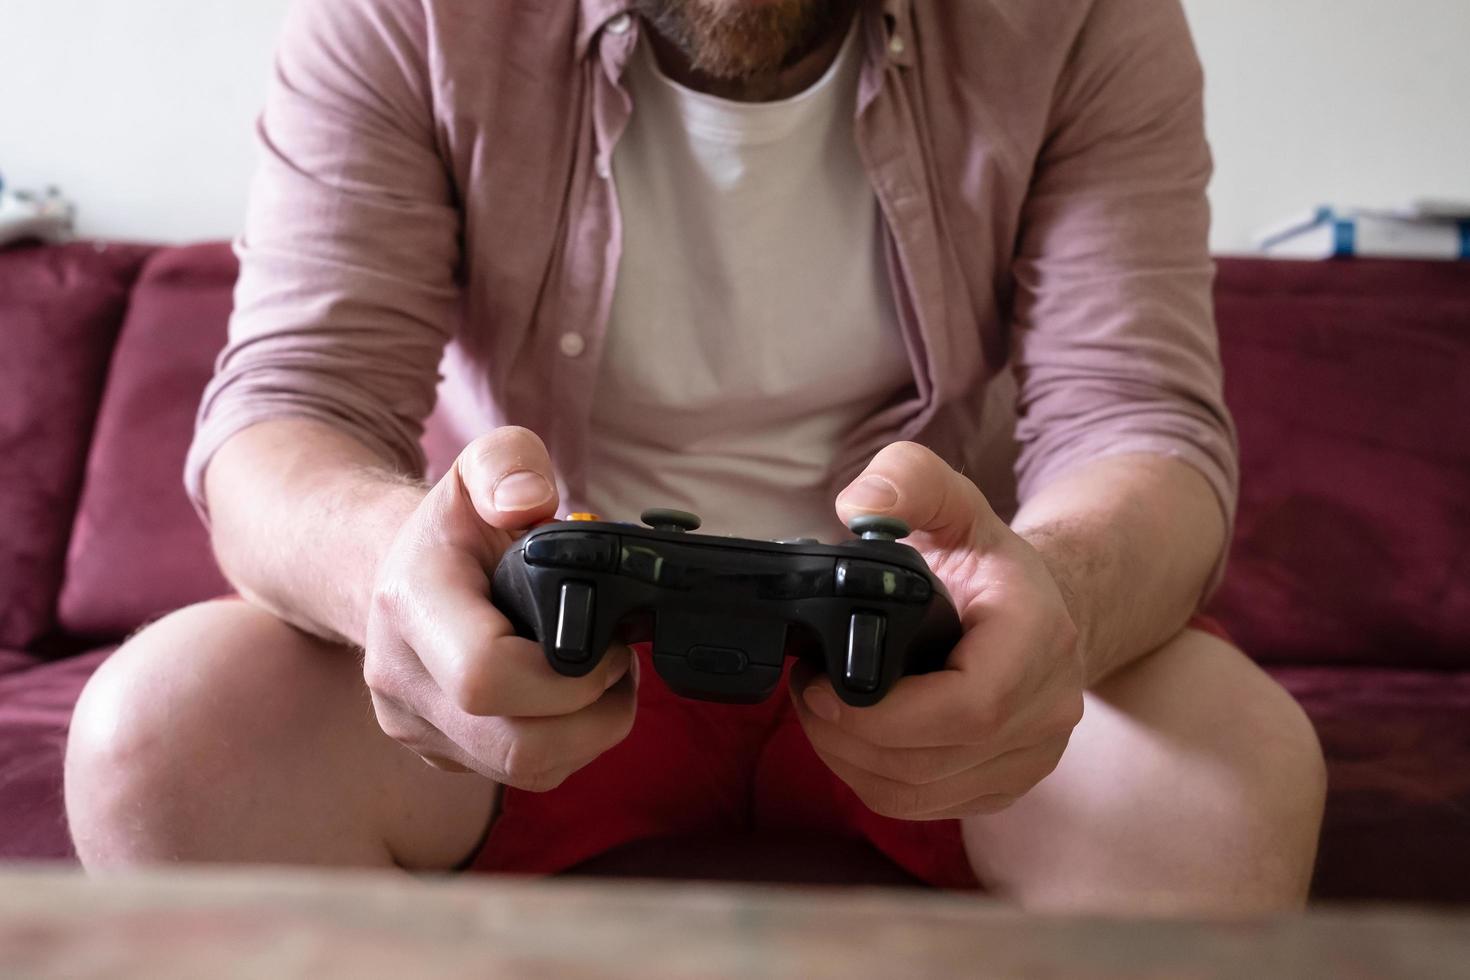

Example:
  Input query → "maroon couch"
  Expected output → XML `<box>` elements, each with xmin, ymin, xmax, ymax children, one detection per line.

<box><xmin>2</xmin><ymin>241</ymin><xmax>1467</xmax><ymax>903</ymax></box>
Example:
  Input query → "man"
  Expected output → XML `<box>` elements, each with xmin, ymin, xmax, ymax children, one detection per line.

<box><xmin>65</xmin><ymin>0</ymin><xmax>1326</xmax><ymax>914</ymax></box>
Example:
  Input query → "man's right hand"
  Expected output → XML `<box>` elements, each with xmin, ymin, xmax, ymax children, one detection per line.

<box><xmin>363</xmin><ymin>427</ymin><xmax>637</xmax><ymax>790</ymax></box>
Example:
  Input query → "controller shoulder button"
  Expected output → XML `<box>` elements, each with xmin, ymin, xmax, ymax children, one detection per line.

<box><xmin>620</xmin><ymin>543</ymin><xmax>665</xmax><ymax>585</ymax></box>
<box><xmin>834</xmin><ymin>559</ymin><xmax>932</xmax><ymax>604</ymax></box>
<box><xmin>525</xmin><ymin>532</ymin><xmax>617</xmax><ymax>572</ymax></box>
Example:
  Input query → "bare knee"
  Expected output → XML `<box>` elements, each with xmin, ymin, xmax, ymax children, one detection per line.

<box><xmin>964</xmin><ymin>628</ymin><xmax>1326</xmax><ymax>915</ymax></box>
<box><xmin>64</xmin><ymin>600</ymin><xmax>360</xmax><ymax>868</ymax></box>
<box><xmin>1214</xmin><ymin>642</ymin><xmax>1327</xmax><ymax>897</ymax></box>
<box><xmin>1098</xmin><ymin>629</ymin><xmax>1327</xmax><ymax>903</ymax></box>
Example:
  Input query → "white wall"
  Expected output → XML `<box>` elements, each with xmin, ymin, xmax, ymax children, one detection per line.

<box><xmin>1</xmin><ymin>0</ymin><xmax>291</xmax><ymax>245</ymax></box>
<box><xmin>1181</xmin><ymin>0</ymin><xmax>1470</xmax><ymax>252</ymax></box>
<box><xmin>4</xmin><ymin>0</ymin><xmax>1469</xmax><ymax>252</ymax></box>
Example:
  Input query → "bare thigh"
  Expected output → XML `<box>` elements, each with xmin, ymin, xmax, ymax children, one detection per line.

<box><xmin>961</xmin><ymin>628</ymin><xmax>1327</xmax><ymax>916</ymax></box>
<box><xmin>65</xmin><ymin>599</ymin><xmax>497</xmax><ymax>870</ymax></box>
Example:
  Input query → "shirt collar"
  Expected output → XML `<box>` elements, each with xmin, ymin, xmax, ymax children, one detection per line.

<box><xmin>577</xmin><ymin>0</ymin><xmax>913</xmax><ymax>64</ymax></box>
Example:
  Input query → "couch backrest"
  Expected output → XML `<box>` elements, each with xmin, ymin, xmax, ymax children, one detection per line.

<box><xmin>2</xmin><ymin>244</ymin><xmax>1467</xmax><ymax>669</ymax></box>
<box><xmin>1209</xmin><ymin>259</ymin><xmax>1470</xmax><ymax>669</ymax></box>
<box><xmin>56</xmin><ymin>244</ymin><xmax>236</xmax><ymax>639</ymax></box>
<box><xmin>0</xmin><ymin>243</ymin><xmax>154</xmax><ymax>650</ymax></box>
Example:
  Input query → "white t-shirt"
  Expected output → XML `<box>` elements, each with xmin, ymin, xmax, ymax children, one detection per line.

<box><xmin>586</xmin><ymin>24</ymin><xmax>913</xmax><ymax>542</ymax></box>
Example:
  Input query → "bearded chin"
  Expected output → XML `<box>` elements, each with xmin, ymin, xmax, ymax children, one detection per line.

<box><xmin>632</xmin><ymin>0</ymin><xmax>848</xmax><ymax>81</ymax></box>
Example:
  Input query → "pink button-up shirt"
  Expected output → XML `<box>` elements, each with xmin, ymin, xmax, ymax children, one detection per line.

<box><xmin>188</xmin><ymin>0</ymin><xmax>1237</xmax><ymax>557</ymax></box>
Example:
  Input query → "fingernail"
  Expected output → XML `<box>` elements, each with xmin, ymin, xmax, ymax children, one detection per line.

<box><xmin>803</xmin><ymin>686</ymin><xmax>841</xmax><ymax>724</ymax></box>
<box><xmin>493</xmin><ymin>471</ymin><xmax>554</xmax><ymax>512</ymax></box>
<box><xmin>841</xmin><ymin>476</ymin><xmax>899</xmax><ymax>512</ymax></box>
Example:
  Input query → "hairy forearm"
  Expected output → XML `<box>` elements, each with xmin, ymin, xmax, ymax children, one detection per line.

<box><xmin>203</xmin><ymin>419</ymin><xmax>428</xmax><ymax>647</ymax></box>
<box><xmin>1010</xmin><ymin>454</ymin><xmax>1227</xmax><ymax>686</ymax></box>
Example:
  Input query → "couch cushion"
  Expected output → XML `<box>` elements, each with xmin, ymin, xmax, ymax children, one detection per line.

<box><xmin>1212</xmin><ymin>259</ymin><xmax>1470</xmax><ymax>670</ymax></box>
<box><xmin>1271</xmin><ymin>665</ymin><xmax>1470</xmax><ymax>903</ymax></box>
<box><xmin>0</xmin><ymin>243</ymin><xmax>155</xmax><ymax>650</ymax></box>
<box><xmin>57</xmin><ymin>245</ymin><xmax>236</xmax><ymax>641</ymax></box>
<box><xmin>0</xmin><ymin>646</ymin><xmax>114</xmax><ymax>861</ymax></box>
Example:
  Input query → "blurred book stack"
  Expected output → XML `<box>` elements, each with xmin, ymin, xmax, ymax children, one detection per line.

<box><xmin>1258</xmin><ymin>201</ymin><xmax>1470</xmax><ymax>260</ymax></box>
<box><xmin>0</xmin><ymin>172</ymin><xmax>75</xmax><ymax>248</ymax></box>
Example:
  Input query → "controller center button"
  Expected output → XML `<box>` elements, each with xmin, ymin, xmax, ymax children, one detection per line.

<box><xmin>525</xmin><ymin>533</ymin><xmax>616</xmax><ymax>571</ymax></box>
<box><xmin>845</xmin><ymin>612</ymin><xmax>886</xmax><ymax>693</ymax></box>
<box><xmin>686</xmin><ymin>646</ymin><xmax>749</xmax><ymax>676</ymax></box>
<box><xmin>554</xmin><ymin>582</ymin><xmax>596</xmax><ymax>663</ymax></box>
<box><xmin>835</xmin><ymin>559</ymin><xmax>932</xmax><ymax>604</ymax></box>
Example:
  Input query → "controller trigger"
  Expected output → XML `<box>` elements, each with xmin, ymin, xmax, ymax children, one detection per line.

<box><xmin>554</xmin><ymin>581</ymin><xmax>596</xmax><ymax>663</ymax></box>
<box><xmin>845</xmin><ymin>612</ymin><xmax>886</xmax><ymax>693</ymax></box>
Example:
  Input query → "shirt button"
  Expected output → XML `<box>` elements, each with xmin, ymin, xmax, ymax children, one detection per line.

<box><xmin>595</xmin><ymin>157</ymin><xmax>612</xmax><ymax>180</ymax></box>
<box><xmin>560</xmin><ymin>332</ymin><xmax>587</xmax><ymax>358</ymax></box>
<box><xmin>888</xmin><ymin>35</ymin><xmax>906</xmax><ymax>57</ymax></box>
<box><xmin>607</xmin><ymin>13</ymin><xmax>633</xmax><ymax>35</ymax></box>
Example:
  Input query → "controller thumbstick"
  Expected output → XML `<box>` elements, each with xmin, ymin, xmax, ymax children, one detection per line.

<box><xmin>642</xmin><ymin>508</ymin><xmax>703</xmax><ymax>533</ymax></box>
<box><xmin>848</xmin><ymin>515</ymin><xmax>911</xmax><ymax>542</ymax></box>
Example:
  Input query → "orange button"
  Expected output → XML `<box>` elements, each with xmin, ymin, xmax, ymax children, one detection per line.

<box><xmin>566</xmin><ymin>513</ymin><xmax>602</xmax><ymax>522</ymax></box>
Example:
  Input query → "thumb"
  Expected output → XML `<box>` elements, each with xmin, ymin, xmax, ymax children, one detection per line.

<box><xmin>835</xmin><ymin>442</ymin><xmax>1003</xmax><ymax>552</ymax></box>
<box><xmin>448</xmin><ymin>427</ymin><xmax>560</xmax><ymax>539</ymax></box>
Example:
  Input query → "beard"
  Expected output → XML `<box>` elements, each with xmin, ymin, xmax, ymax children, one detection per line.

<box><xmin>631</xmin><ymin>0</ymin><xmax>855</xmax><ymax>82</ymax></box>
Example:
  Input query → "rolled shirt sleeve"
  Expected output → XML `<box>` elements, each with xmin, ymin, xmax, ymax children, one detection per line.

<box><xmin>1009</xmin><ymin>0</ymin><xmax>1239</xmax><ymax>590</ymax></box>
<box><xmin>185</xmin><ymin>0</ymin><xmax>460</xmax><ymax>520</ymax></box>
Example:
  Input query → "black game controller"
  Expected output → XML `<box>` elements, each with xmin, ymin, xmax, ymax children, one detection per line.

<box><xmin>490</xmin><ymin>509</ymin><xmax>963</xmax><ymax>707</ymax></box>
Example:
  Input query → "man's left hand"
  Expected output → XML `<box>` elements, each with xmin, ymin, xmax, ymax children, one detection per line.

<box><xmin>792</xmin><ymin>442</ymin><xmax>1086</xmax><ymax>821</ymax></box>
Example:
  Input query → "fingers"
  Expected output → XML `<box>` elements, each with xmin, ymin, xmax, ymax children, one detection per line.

<box><xmin>371</xmin><ymin>640</ymin><xmax>639</xmax><ymax>790</ymax></box>
<box><xmin>484</xmin><ymin>664</ymin><xmax>640</xmax><ymax>789</ymax></box>
<box><xmin>368</xmin><ymin>690</ymin><xmax>475</xmax><ymax>773</ymax></box>
<box><xmin>798</xmin><ymin>660</ymin><xmax>1081</xmax><ymax>753</ymax></box>
<box><xmin>453</xmin><ymin>426</ymin><xmax>561</xmax><ymax>536</ymax></box>
<box><xmin>793</xmin><ymin>705</ymin><xmax>990</xmax><ymax>785</ymax></box>
<box><xmin>806</xmin><ymin>731</ymin><xmax>1069</xmax><ymax>821</ymax></box>
<box><xmin>835</xmin><ymin>442</ymin><xmax>1003</xmax><ymax>552</ymax></box>
<box><xmin>385</xmin><ymin>547</ymin><xmax>632</xmax><ymax>719</ymax></box>
<box><xmin>793</xmin><ymin>664</ymin><xmax>1002</xmax><ymax>750</ymax></box>
<box><xmin>437</xmin><ymin>661</ymin><xmax>640</xmax><ymax>791</ymax></box>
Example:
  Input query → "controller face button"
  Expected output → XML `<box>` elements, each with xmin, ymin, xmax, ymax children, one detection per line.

<box><xmin>686</xmin><ymin>645</ymin><xmax>750</xmax><ymax>676</ymax></box>
<box><xmin>834</xmin><ymin>559</ymin><xmax>932</xmax><ymax>604</ymax></box>
<box><xmin>566</xmin><ymin>513</ymin><xmax>602</xmax><ymax>522</ymax></box>
<box><xmin>845</xmin><ymin>612</ymin><xmax>886</xmax><ymax>693</ymax></box>
<box><xmin>554</xmin><ymin>581</ymin><xmax>596</xmax><ymax>662</ymax></box>
<box><xmin>525</xmin><ymin>533</ymin><xmax>617</xmax><ymax>572</ymax></box>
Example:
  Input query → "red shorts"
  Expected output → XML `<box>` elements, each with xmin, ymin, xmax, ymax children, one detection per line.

<box><xmin>470</xmin><ymin>615</ymin><xmax>1231</xmax><ymax>889</ymax></box>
